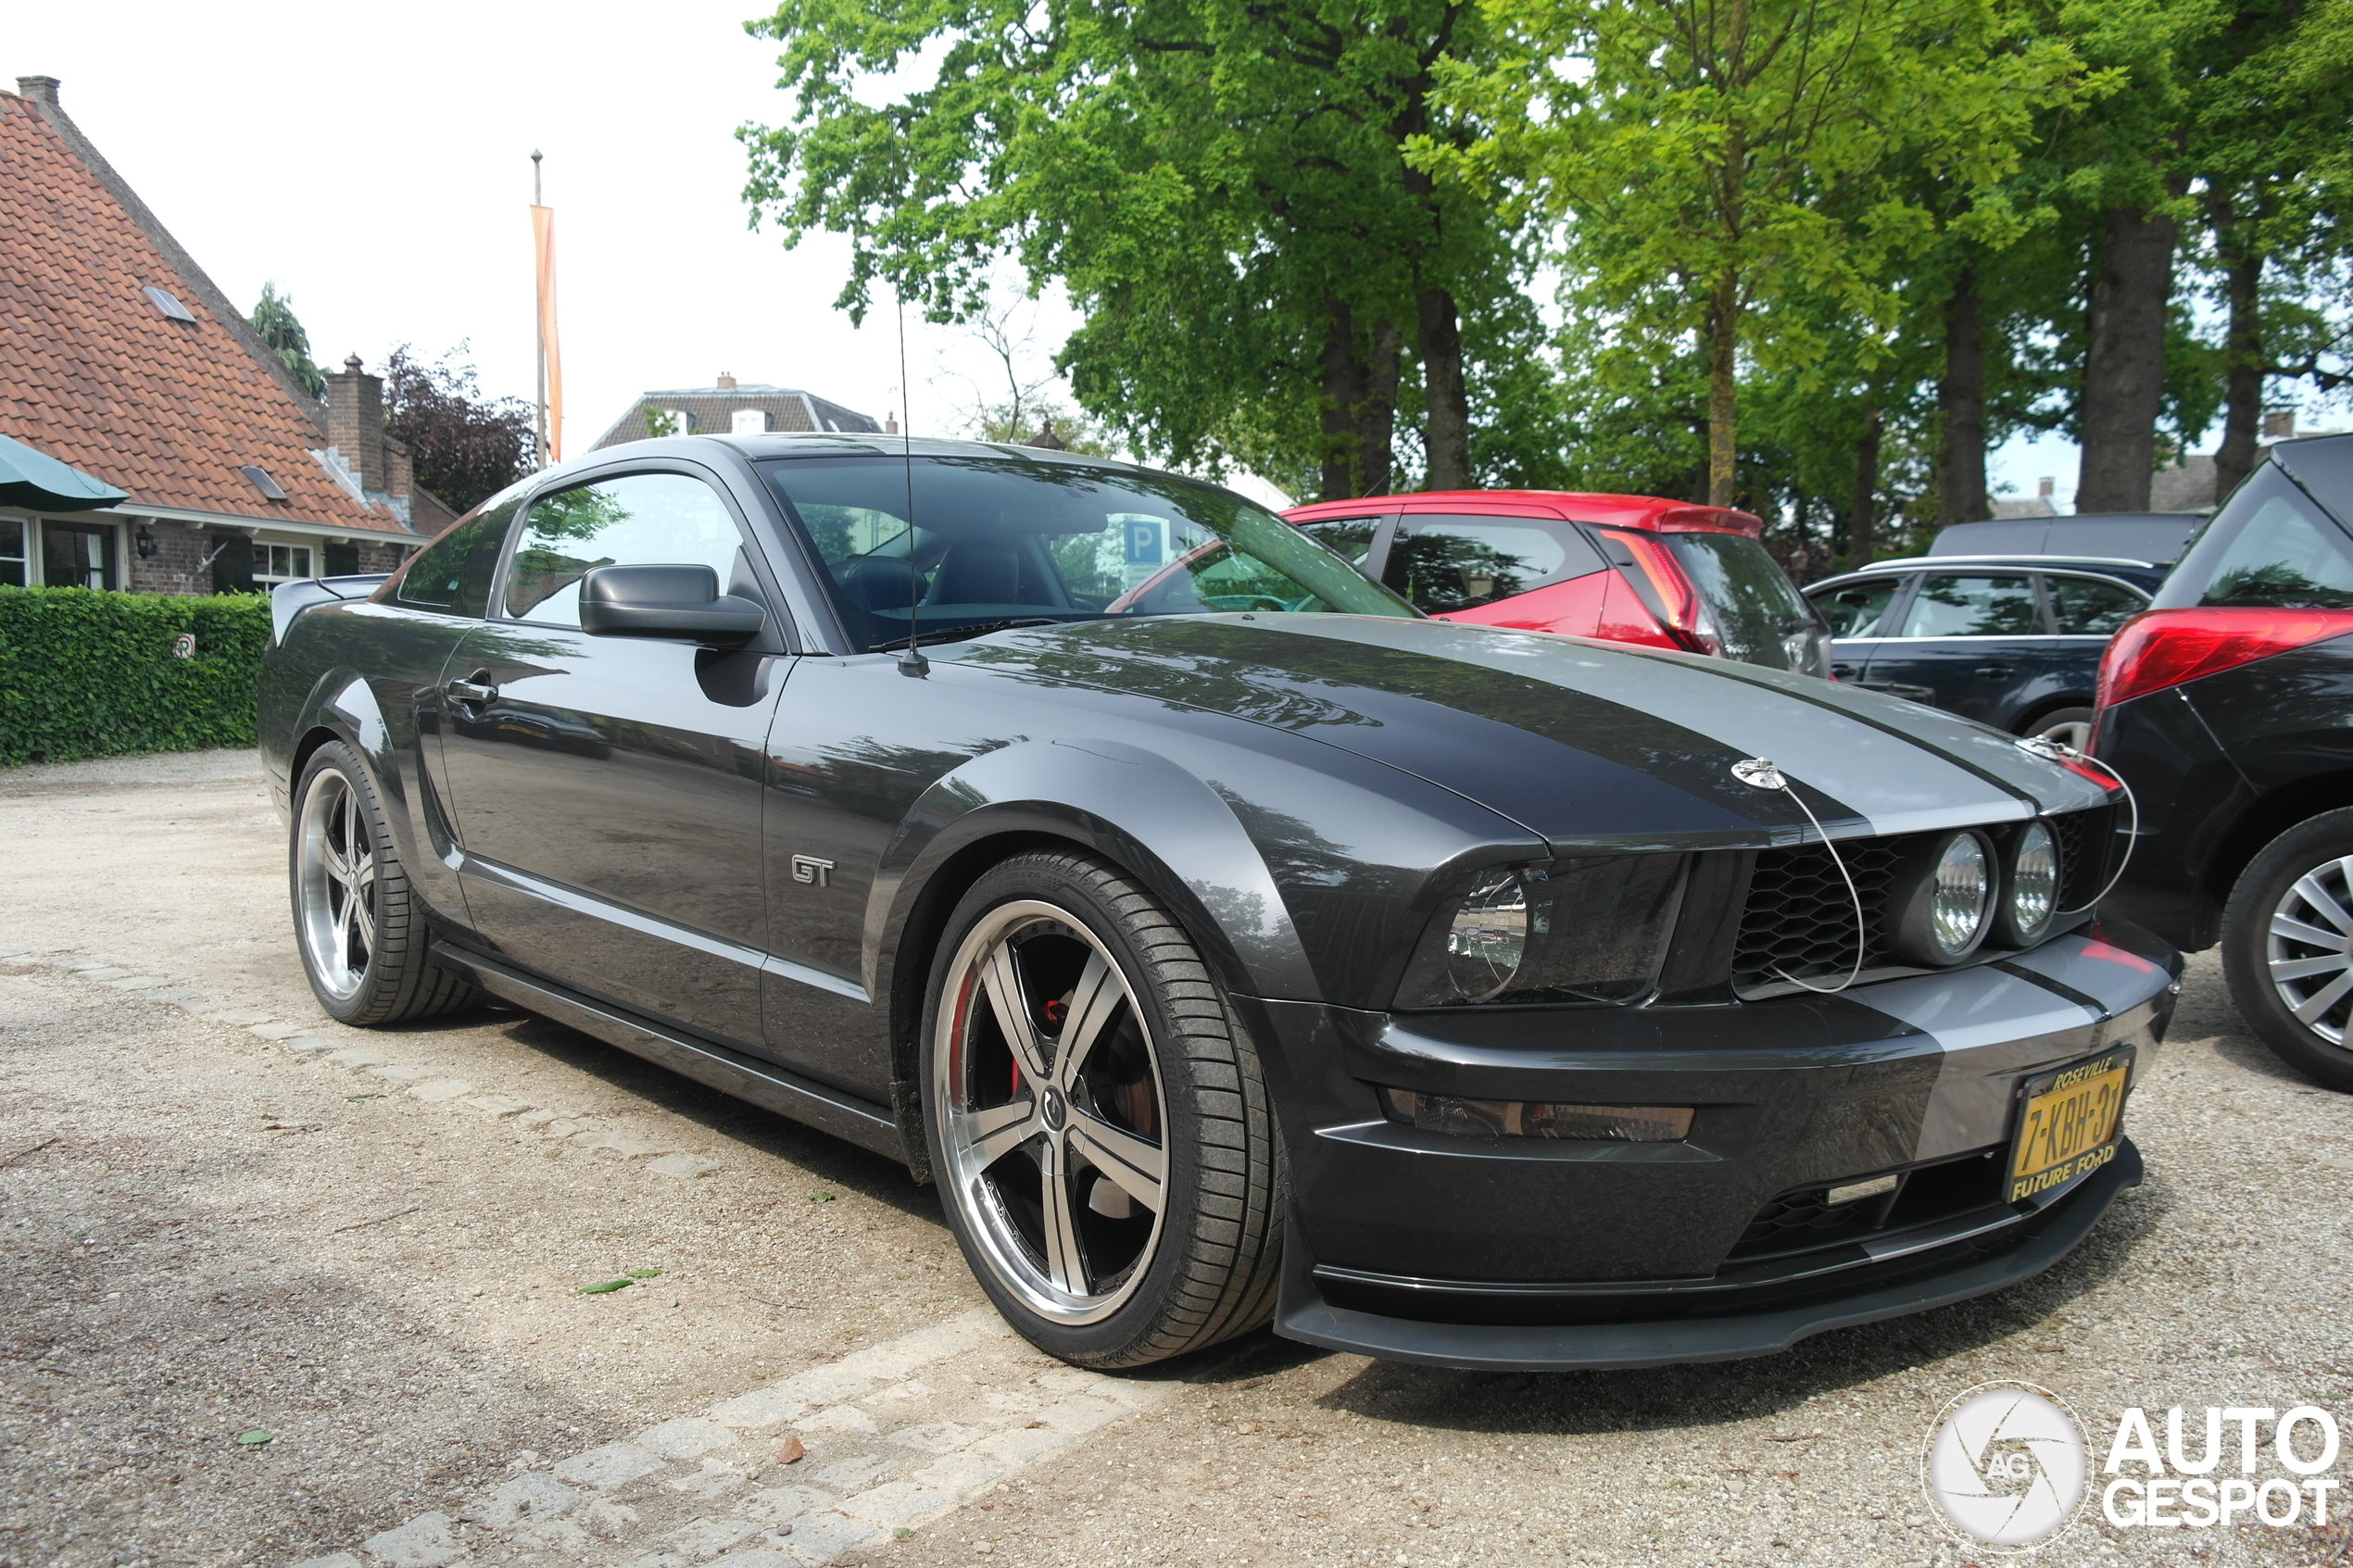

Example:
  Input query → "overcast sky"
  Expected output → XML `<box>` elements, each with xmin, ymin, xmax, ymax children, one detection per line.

<box><xmin>11</xmin><ymin>0</ymin><xmax>1078</xmax><ymax>470</ymax></box>
<box><xmin>20</xmin><ymin>1</ymin><xmax>2302</xmax><ymax>515</ymax></box>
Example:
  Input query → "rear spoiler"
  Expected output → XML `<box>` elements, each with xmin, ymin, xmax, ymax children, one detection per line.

<box><xmin>269</xmin><ymin>573</ymin><xmax>389</xmax><ymax>646</ymax></box>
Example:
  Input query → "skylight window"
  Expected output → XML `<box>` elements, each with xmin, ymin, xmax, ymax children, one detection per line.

<box><xmin>142</xmin><ymin>286</ymin><xmax>196</xmax><ymax>323</ymax></box>
<box><xmin>240</xmin><ymin>465</ymin><xmax>288</xmax><ymax>502</ymax></box>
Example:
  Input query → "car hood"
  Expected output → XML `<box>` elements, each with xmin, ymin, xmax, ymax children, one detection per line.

<box><xmin>946</xmin><ymin>615</ymin><xmax>2110</xmax><ymax>851</ymax></box>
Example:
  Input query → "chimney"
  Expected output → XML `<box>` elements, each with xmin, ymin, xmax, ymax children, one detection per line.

<box><xmin>323</xmin><ymin>354</ymin><xmax>387</xmax><ymax>493</ymax></box>
<box><xmin>885</xmin><ymin>414</ymin><xmax>899</xmax><ymax>434</ymax></box>
<box><xmin>2263</xmin><ymin>409</ymin><xmax>2296</xmax><ymax>441</ymax></box>
<box><xmin>716</xmin><ymin>371</ymin><xmax>736</xmax><ymax>391</ymax></box>
<box><xmin>14</xmin><ymin>76</ymin><xmax>60</xmax><ymax>107</ymax></box>
<box><xmin>2037</xmin><ymin>477</ymin><xmax>2055</xmax><ymax>500</ymax></box>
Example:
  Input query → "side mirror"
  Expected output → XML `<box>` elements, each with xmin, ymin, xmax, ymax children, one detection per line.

<box><xmin>578</xmin><ymin>564</ymin><xmax>764</xmax><ymax>646</ymax></box>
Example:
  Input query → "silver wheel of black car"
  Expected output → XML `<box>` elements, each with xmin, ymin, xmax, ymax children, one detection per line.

<box><xmin>923</xmin><ymin>851</ymin><xmax>1282</xmax><ymax>1366</ymax></box>
<box><xmin>2221</xmin><ymin>807</ymin><xmax>2353</xmax><ymax>1092</ymax></box>
<box><xmin>290</xmin><ymin>742</ymin><xmax>480</xmax><ymax>1026</ymax></box>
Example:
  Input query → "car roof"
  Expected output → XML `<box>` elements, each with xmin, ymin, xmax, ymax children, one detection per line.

<box><xmin>1284</xmin><ymin>488</ymin><xmax>1764</xmax><ymax>537</ymax></box>
<box><xmin>1846</xmin><ymin>553</ymin><xmax>2163</xmax><ymax>573</ymax></box>
<box><xmin>1926</xmin><ymin>513</ymin><xmax>2200</xmax><ymax>564</ymax></box>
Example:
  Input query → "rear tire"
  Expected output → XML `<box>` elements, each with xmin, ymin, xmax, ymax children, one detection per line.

<box><xmin>290</xmin><ymin>741</ymin><xmax>480</xmax><ymax>1025</ymax></box>
<box><xmin>921</xmin><ymin>849</ymin><xmax>1283</xmax><ymax>1367</ymax></box>
<box><xmin>2220</xmin><ymin>808</ymin><xmax>2353</xmax><ymax>1092</ymax></box>
<box><xmin>2024</xmin><ymin>706</ymin><xmax>2095</xmax><ymax>751</ymax></box>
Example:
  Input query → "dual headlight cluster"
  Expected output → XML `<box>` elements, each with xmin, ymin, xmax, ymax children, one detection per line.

<box><xmin>1398</xmin><ymin>821</ymin><xmax>2064</xmax><ymax>1009</ymax></box>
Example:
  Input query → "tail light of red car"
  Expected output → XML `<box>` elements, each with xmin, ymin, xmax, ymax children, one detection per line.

<box><xmin>1592</xmin><ymin>528</ymin><xmax>1717</xmax><ymax>655</ymax></box>
<box><xmin>2095</xmin><ymin>607</ymin><xmax>2353</xmax><ymax>713</ymax></box>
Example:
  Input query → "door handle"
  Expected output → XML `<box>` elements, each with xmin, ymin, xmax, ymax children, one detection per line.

<box><xmin>447</xmin><ymin>671</ymin><xmax>497</xmax><ymax>705</ymax></box>
<box><xmin>1973</xmin><ymin>664</ymin><xmax>2012</xmax><ymax>678</ymax></box>
<box><xmin>1831</xmin><ymin>663</ymin><xmax>1856</xmax><ymax>677</ymax></box>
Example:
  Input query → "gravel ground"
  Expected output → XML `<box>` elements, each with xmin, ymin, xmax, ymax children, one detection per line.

<box><xmin>1</xmin><ymin>749</ymin><xmax>2347</xmax><ymax>1568</ymax></box>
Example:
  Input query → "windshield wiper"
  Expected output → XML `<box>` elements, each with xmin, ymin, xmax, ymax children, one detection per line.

<box><xmin>870</xmin><ymin>618</ymin><xmax>1061</xmax><ymax>653</ymax></box>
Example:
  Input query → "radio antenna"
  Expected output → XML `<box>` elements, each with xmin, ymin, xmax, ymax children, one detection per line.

<box><xmin>895</xmin><ymin>287</ymin><xmax>927</xmax><ymax>676</ymax></box>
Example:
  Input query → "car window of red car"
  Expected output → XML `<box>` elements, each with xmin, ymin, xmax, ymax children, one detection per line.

<box><xmin>1897</xmin><ymin>572</ymin><xmax>2043</xmax><ymax>637</ymax></box>
<box><xmin>1294</xmin><ymin>516</ymin><xmax>1383</xmax><ymax>566</ymax></box>
<box><xmin>1380</xmin><ymin>516</ymin><xmax>1604</xmax><ymax>612</ymax></box>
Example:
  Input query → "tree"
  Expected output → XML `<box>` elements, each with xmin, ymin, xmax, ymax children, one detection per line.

<box><xmin>377</xmin><ymin>346</ymin><xmax>534</xmax><ymax>513</ymax></box>
<box><xmin>739</xmin><ymin>0</ymin><xmax>1541</xmax><ymax>500</ymax></box>
<box><xmin>249</xmin><ymin>282</ymin><xmax>324</xmax><ymax>400</ymax></box>
<box><xmin>1426</xmin><ymin>0</ymin><xmax>2080</xmax><ymax>507</ymax></box>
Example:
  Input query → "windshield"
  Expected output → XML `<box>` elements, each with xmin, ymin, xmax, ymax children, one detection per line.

<box><xmin>1661</xmin><ymin>532</ymin><xmax>1827</xmax><ymax>671</ymax></box>
<box><xmin>760</xmin><ymin>454</ymin><xmax>1416</xmax><ymax>649</ymax></box>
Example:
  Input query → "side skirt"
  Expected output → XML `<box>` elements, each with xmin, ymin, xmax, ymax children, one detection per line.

<box><xmin>429</xmin><ymin>941</ymin><xmax>908</xmax><ymax>1165</ymax></box>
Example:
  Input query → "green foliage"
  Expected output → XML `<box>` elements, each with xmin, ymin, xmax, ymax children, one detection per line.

<box><xmin>249</xmin><ymin>282</ymin><xmax>325</xmax><ymax>400</ymax></box>
<box><xmin>0</xmin><ymin>588</ymin><xmax>268</xmax><ymax>768</ymax></box>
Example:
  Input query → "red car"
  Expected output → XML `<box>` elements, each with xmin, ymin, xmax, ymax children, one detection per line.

<box><xmin>1284</xmin><ymin>490</ymin><xmax>1831</xmax><ymax>676</ymax></box>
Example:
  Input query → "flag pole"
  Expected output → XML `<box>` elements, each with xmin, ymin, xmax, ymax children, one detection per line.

<box><xmin>532</xmin><ymin>150</ymin><xmax>547</xmax><ymax>470</ymax></box>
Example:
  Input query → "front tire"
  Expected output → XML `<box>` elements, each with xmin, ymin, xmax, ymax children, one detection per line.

<box><xmin>291</xmin><ymin>741</ymin><xmax>480</xmax><ymax>1025</ymax></box>
<box><xmin>2221</xmin><ymin>807</ymin><xmax>2353</xmax><ymax>1092</ymax></box>
<box><xmin>922</xmin><ymin>850</ymin><xmax>1283</xmax><ymax>1367</ymax></box>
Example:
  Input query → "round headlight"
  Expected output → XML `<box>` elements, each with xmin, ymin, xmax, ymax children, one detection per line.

<box><xmin>2001</xmin><ymin>821</ymin><xmax>2060</xmax><ymax>946</ymax></box>
<box><xmin>1889</xmin><ymin>830</ymin><xmax>1994</xmax><ymax>966</ymax></box>
<box><xmin>1443</xmin><ymin>870</ymin><xmax>1529</xmax><ymax>1001</ymax></box>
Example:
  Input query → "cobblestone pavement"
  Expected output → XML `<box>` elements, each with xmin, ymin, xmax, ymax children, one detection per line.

<box><xmin>2</xmin><ymin>749</ymin><xmax>2348</xmax><ymax>1568</ymax></box>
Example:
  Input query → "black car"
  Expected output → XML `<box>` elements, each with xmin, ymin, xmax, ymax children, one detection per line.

<box><xmin>258</xmin><ymin>434</ymin><xmax>2177</xmax><ymax>1373</ymax></box>
<box><xmin>1806</xmin><ymin>555</ymin><xmax>2161</xmax><ymax>748</ymax></box>
<box><xmin>2094</xmin><ymin>433</ymin><xmax>2353</xmax><ymax>1090</ymax></box>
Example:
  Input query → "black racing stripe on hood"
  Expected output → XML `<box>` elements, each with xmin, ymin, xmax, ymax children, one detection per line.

<box><xmin>954</xmin><ymin>619</ymin><xmax>1852</xmax><ymax>846</ymax></box>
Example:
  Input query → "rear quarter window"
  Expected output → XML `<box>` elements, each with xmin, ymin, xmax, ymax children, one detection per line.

<box><xmin>1661</xmin><ymin>532</ymin><xmax>1818</xmax><ymax>664</ymax></box>
<box><xmin>2166</xmin><ymin>464</ymin><xmax>2353</xmax><ymax>610</ymax></box>
<box><xmin>1381</xmin><ymin>515</ymin><xmax>1604</xmax><ymax>612</ymax></box>
<box><xmin>388</xmin><ymin>498</ymin><xmax>523</xmax><ymax>617</ymax></box>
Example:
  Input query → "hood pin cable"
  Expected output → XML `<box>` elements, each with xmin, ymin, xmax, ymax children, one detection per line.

<box><xmin>1733</xmin><ymin>758</ymin><xmax>1865</xmax><ymax>995</ymax></box>
<box><xmin>2016</xmin><ymin>734</ymin><xmax>2141</xmax><ymax>915</ymax></box>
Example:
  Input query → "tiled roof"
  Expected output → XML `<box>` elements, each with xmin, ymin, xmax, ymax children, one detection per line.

<box><xmin>0</xmin><ymin>89</ymin><xmax>405</xmax><ymax>533</ymax></box>
<box><xmin>592</xmin><ymin>384</ymin><xmax>884</xmax><ymax>450</ymax></box>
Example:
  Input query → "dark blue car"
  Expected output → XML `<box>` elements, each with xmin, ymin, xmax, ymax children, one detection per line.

<box><xmin>1804</xmin><ymin>527</ymin><xmax>2183</xmax><ymax>747</ymax></box>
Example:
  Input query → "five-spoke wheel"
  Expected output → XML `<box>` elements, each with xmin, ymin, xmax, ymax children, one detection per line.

<box><xmin>923</xmin><ymin>851</ymin><xmax>1283</xmax><ymax>1365</ymax></box>
<box><xmin>296</xmin><ymin>765</ymin><xmax>379</xmax><ymax>1001</ymax></box>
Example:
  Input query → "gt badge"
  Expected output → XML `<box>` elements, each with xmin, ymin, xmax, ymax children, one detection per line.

<box><xmin>790</xmin><ymin>855</ymin><xmax>834</xmax><ymax>887</ymax></box>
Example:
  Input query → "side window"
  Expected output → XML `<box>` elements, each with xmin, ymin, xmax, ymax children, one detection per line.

<box><xmin>1293</xmin><ymin>516</ymin><xmax>1384</xmax><ymax>567</ymax></box>
<box><xmin>1898</xmin><ymin>573</ymin><xmax>2042</xmax><ymax>638</ymax></box>
<box><xmin>2047</xmin><ymin>576</ymin><xmax>2145</xmax><ymax>635</ymax></box>
<box><xmin>1810</xmin><ymin>578</ymin><xmax>1900</xmax><ymax>637</ymax></box>
<box><xmin>1381</xmin><ymin>516</ymin><xmax>1604</xmax><ymax>613</ymax></box>
<box><xmin>393</xmin><ymin>497</ymin><xmax>522</xmax><ymax>617</ymax></box>
<box><xmin>2192</xmin><ymin>470</ymin><xmax>2353</xmax><ymax>609</ymax></box>
<box><xmin>506</xmin><ymin>473</ymin><xmax>746</xmax><ymax>627</ymax></box>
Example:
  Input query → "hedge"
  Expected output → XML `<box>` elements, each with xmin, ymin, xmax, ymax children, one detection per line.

<box><xmin>0</xmin><ymin>586</ymin><xmax>270</xmax><ymax>767</ymax></box>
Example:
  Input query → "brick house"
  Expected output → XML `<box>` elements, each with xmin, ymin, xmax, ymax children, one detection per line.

<box><xmin>0</xmin><ymin>77</ymin><xmax>447</xmax><ymax>596</ymax></box>
<box><xmin>592</xmin><ymin>373</ymin><xmax>886</xmax><ymax>449</ymax></box>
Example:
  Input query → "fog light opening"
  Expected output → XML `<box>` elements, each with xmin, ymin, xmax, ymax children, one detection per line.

<box><xmin>1374</xmin><ymin>1086</ymin><xmax>1693</xmax><ymax>1143</ymax></box>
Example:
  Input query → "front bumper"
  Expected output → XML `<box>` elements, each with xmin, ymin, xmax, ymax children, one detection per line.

<box><xmin>1245</xmin><ymin>920</ymin><xmax>2180</xmax><ymax>1371</ymax></box>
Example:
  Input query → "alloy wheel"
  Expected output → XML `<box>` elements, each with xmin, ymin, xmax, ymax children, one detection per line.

<box><xmin>933</xmin><ymin>900</ymin><xmax>1168</xmax><ymax>1325</ymax></box>
<box><xmin>2265</xmin><ymin>854</ymin><xmax>2353</xmax><ymax>1047</ymax></box>
<box><xmin>296</xmin><ymin>768</ymin><xmax>378</xmax><ymax>1001</ymax></box>
<box><xmin>2034</xmin><ymin>716</ymin><xmax>2093</xmax><ymax>751</ymax></box>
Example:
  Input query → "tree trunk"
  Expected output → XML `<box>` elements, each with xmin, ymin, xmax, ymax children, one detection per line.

<box><xmin>2076</xmin><ymin>204</ymin><xmax>2180</xmax><ymax>512</ymax></box>
<box><xmin>1359</xmin><ymin>319</ymin><xmax>1403</xmax><ymax>498</ymax></box>
<box><xmin>1416</xmin><ymin>287</ymin><xmax>1472</xmax><ymax>491</ymax></box>
<box><xmin>1938</xmin><ymin>266</ymin><xmax>1989</xmax><ymax>524</ymax></box>
<box><xmin>1706</xmin><ymin>275</ymin><xmax>1739</xmax><ymax>507</ymax></box>
<box><xmin>1318</xmin><ymin>299</ymin><xmax>1402</xmax><ymax>500</ymax></box>
<box><xmin>2214</xmin><ymin>216</ymin><xmax>2265</xmax><ymax>502</ymax></box>
<box><xmin>1850</xmin><ymin>406</ymin><xmax>1883</xmax><ymax>566</ymax></box>
<box><xmin>1319</xmin><ymin>298</ymin><xmax>1366</xmax><ymax>502</ymax></box>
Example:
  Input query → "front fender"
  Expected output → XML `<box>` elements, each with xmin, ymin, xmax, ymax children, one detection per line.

<box><xmin>873</xmin><ymin>737</ymin><xmax>1315</xmax><ymax>1008</ymax></box>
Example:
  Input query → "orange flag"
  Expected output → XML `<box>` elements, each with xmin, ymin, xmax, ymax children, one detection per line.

<box><xmin>532</xmin><ymin>203</ymin><xmax>563</xmax><ymax>463</ymax></box>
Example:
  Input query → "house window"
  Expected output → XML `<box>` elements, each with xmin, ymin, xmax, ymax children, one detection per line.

<box><xmin>253</xmin><ymin>543</ymin><xmax>316</xmax><ymax>584</ymax></box>
<box><xmin>732</xmin><ymin>408</ymin><xmax>770</xmax><ymax>435</ymax></box>
<box><xmin>0</xmin><ymin>519</ymin><xmax>24</xmax><ymax>587</ymax></box>
<box><xmin>43</xmin><ymin>521</ymin><xmax>117</xmax><ymax>590</ymax></box>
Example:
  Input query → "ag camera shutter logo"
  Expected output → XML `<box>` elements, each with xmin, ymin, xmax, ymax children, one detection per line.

<box><xmin>1922</xmin><ymin>1382</ymin><xmax>2090</xmax><ymax>1551</ymax></box>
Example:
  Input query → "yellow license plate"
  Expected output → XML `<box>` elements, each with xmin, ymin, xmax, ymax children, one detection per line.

<box><xmin>2007</xmin><ymin>1049</ymin><xmax>2133</xmax><ymax>1203</ymax></box>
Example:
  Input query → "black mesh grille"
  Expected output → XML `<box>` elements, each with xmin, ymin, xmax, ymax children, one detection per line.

<box><xmin>1730</xmin><ymin>806</ymin><xmax>2115</xmax><ymax>996</ymax></box>
<box><xmin>1731</xmin><ymin>839</ymin><xmax>1906</xmax><ymax>993</ymax></box>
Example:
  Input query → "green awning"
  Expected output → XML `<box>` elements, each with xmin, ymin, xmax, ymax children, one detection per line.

<box><xmin>0</xmin><ymin>432</ymin><xmax>127</xmax><ymax>511</ymax></box>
